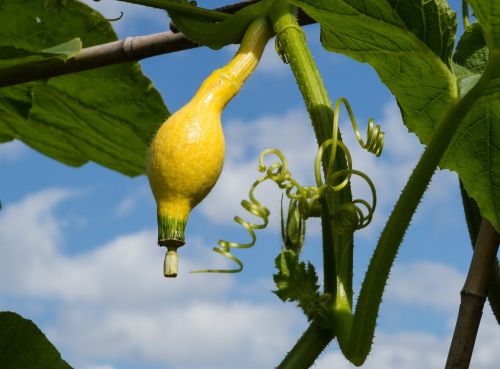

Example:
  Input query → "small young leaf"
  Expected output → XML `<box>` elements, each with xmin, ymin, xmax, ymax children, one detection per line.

<box><xmin>273</xmin><ymin>250</ymin><xmax>321</xmax><ymax>320</ymax></box>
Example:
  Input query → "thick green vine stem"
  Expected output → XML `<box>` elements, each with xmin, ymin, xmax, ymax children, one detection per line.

<box><xmin>269</xmin><ymin>0</ymin><xmax>352</xmax><ymax>304</ymax></box>
<box><xmin>335</xmin><ymin>51</ymin><xmax>497</xmax><ymax>366</ymax></box>
<box><xmin>462</xmin><ymin>0</ymin><xmax>470</xmax><ymax>29</ymax></box>
<box><xmin>269</xmin><ymin>1</ymin><xmax>350</xmax><ymax>367</ymax></box>
<box><xmin>276</xmin><ymin>322</ymin><xmax>334</xmax><ymax>369</ymax></box>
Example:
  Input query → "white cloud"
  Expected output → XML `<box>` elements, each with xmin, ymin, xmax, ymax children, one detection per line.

<box><xmin>316</xmin><ymin>331</ymin><xmax>447</xmax><ymax>369</ymax></box>
<box><xmin>0</xmin><ymin>189</ymin><xmax>304</xmax><ymax>369</ymax></box>
<box><xmin>315</xmin><ymin>310</ymin><xmax>500</xmax><ymax>369</ymax></box>
<box><xmin>386</xmin><ymin>261</ymin><xmax>464</xmax><ymax>312</ymax></box>
<box><xmin>50</xmin><ymin>301</ymin><xmax>302</xmax><ymax>369</ymax></box>
<box><xmin>315</xmin><ymin>260</ymin><xmax>500</xmax><ymax>369</ymax></box>
<box><xmin>0</xmin><ymin>140</ymin><xmax>26</xmax><ymax>162</ymax></box>
<box><xmin>81</xmin><ymin>365</ymin><xmax>116</xmax><ymax>369</ymax></box>
<box><xmin>200</xmin><ymin>109</ymin><xmax>317</xmax><ymax>228</ymax></box>
<box><xmin>114</xmin><ymin>183</ymin><xmax>150</xmax><ymax>217</ymax></box>
<box><xmin>0</xmin><ymin>189</ymin><xmax>233</xmax><ymax>304</ymax></box>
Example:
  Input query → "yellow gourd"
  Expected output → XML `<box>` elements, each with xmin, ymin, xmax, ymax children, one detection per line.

<box><xmin>147</xmin><ymin>18</ymin><xmax>271</xmax><ymax>277</ymax></box>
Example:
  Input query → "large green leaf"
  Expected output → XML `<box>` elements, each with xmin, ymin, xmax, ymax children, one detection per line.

<box><xmin>469</xmin><ymin>0</ymin><xmax>500</xmax><ymax>49</ymax></box>
<box><xmin>0</xmin><ymin>38</ymin><xmax>81</xmax><ymax>71</ymax></box>
<box><xmin>0</xmin><ymin>311</ymin><xmax>73</xmax><ymax>369</ymax></box>
<box><xmin>290</xmin><ymin>0</ymin><xmax>458</xmax><ymax>143</ymax></box>
<box><xmin>442</xmin><ymin>0</ymin><xmax>500</xmax><ymax>231</ymax></box>
<box><xmin>291</xmin><ymin>0</ymin><xmax>500</xmax><ymax>231</ymax></box>
<box><xmin>0</xmin><ymin>0</ymin><xmax>169</xmax><ymax>176</ymax></box>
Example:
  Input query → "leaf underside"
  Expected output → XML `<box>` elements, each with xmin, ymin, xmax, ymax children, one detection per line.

<box><xmin>444</xmin><ymin>0</ymin><xmax>500</xmax><ymax>231</ymax></box>
<box><xmin>0</xmin><ymin>311</ymin><xmax>74</xmax><ymax>369</ymax></box>
<box><xmin>0</xmin><ymin>0</ymin><xmax>169</xmax><ymax>176</ymax></box>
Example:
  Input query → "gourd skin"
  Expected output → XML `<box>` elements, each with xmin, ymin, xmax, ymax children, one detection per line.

<box><xmin>147</xmin><ymin>18</ymin><xmax>271</xmax><ymax>277</ymax></box>
<box><xmin>148</xmin><ymin>85</ymin><xmax>225</xmax><ymax>244</ymax></box>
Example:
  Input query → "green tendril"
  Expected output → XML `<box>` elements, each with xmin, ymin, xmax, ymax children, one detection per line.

<box><xmin>196</xmin><ymin>98</ymin><xmax>384</xmax><ymax>273</ymax></box>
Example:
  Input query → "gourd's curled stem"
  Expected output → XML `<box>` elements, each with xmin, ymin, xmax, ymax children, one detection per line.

<box><xmin>334</xmin><ymin>49</ymin><xmax>496</xmax><ymax>366</ymax></box>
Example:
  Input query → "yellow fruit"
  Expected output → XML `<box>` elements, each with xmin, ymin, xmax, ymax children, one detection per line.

<box><xmin>147</xmin><ymin>18</ymin><xmax>271</xmax><ymax>277</ymax></box>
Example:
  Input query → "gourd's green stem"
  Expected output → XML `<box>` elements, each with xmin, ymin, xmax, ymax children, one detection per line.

<box><xmin>276</xmin><ymin>322</ymin><xmax>333</xmax><ymax>369</ymax></box>
<box><xmin>118</xmin><ymin>0</ymin><xmax>230</xmax><ymax>21</ymax></box>
<box><xmin>269</xmin><ymin>1</ymin><xmax>353</xmax><ymax>368</ymax></box>
<box><xmin>339</xmin><ymin>52</ymin><xmax>497</xmax><ymax>366</ymax></box>
<box><xmin>462</xmin><ymin>0</ymin><xmax>470</xmax><ymax>29</ymax></box>
<box><xmin>268</xmin><ymin>0</ymin><xmax>353</xmax><ymax>302</ymax></box>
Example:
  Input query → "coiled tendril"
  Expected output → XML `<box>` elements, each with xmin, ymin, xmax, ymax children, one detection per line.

<box><xmin>193</xmin><ymin>98</ymin><xmax>384</xmax><ymax>273</ymax></box>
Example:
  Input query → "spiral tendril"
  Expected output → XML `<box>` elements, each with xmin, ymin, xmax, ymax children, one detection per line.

<box><xmin>106</xmin><ymin>11</ymin><xmax>124</xmax><ymax>22</ymax></box>
<box><xmin>193</xmin><ymin>98</ymin><xmax>384</xmax><ymax>273</ymax></box>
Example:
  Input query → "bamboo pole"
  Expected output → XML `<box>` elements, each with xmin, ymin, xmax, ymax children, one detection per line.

<box><xmin>445</xmin><ymin>219</ymin><xmax>500</xmax><ymax>369</ymax></box>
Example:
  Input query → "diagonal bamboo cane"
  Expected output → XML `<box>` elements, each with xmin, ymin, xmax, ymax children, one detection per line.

<box><xmin>445</xmin><ymin>219</ymin><xmax>500</xmax><ymax>369</ymax></box>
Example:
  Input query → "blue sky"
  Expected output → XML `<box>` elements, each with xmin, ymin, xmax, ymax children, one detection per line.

<box><xmin>1</xmin><ymin>1</ymin><xmax>499</xmax><ymax>369</ymax></box>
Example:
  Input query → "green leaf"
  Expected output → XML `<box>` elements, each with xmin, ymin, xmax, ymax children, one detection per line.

<box><xmin>453</xmin><ymin>23</ymin><xmax>488</xmax><ymax>75</ymax></box>
<box><xmin>468</xmin><ymin>0</ymin><xmax>500</xmax><ymax>49</ymax></box>
<box><xmin>168</xmin><ymin>0</ymin><xmax>274</xmax><ymax>49</ymax></box>
<box><xmin>273</xmin><ymin>250</ymin><xmax>322</xmax><ymax>320</ymax></box>
<box><xmin>0</xmin><ymin>38</ymin><xmax>81</xmax><ymax>70</ymax></box>
<box><xmin>291</xmin><ymin>0</ymin><xmax>458</xmax><ymax>143</ymax></box>
<box><xmin>442</xmin><ymin>4</ymin><xmax>500</xmax><ymax>232</ymax></box>
<box><xmin>291</xmin><ymin>0</ymin><xmax>500</xmax><ymax>231</ymax></box>
<box><xmin>0</xmin><ymin>0</ymin><xmax>169</xmax><ymax>176</ymax></box>
<box><xmin>0</xmin><ymin>311</ymin><xmax>73</xmax><ymax>369</ymax></box>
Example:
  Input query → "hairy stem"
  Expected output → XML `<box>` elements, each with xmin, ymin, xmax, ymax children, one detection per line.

<box><xmin>276</xmin><ymin>322</ymin><xmax>334</xmax><ymax>369</ymax></box>
<box><xmin>269</xmin><ymin>0</ymin><xmax>352</xmax><ymax>303</ymax></box>
<box><xmin>445</xmin><ymin>219</ymin><xmax>500</xmax><ymax>369</ymax></box>
<box><xmin>341</xmin><ymin>51</ymin><xmax>497</xmax><ymax>366</ymax></box>
<box><xmin>269</xmin><ymin>1</ymin><xmax>354</xmax><ymax>368</ymax></box>
<box><xmin>462</xmin><ymin>0</ymin><xmax>470</xmax><ymax>29</ymax></box>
